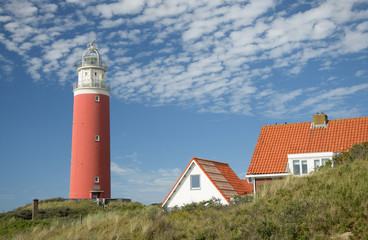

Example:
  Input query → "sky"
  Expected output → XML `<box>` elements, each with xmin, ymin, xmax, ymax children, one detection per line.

<box><xmin>1</xmin><ymin>0</ymin><xmax>368</xmax><ymax>212</ymax></box>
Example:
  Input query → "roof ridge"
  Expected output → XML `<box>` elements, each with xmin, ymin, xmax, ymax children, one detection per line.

<box><xmin>262</xmin><ymin>116</ymin><xmax>368</xmax><ymax>127</ymax></box>
<box><xmin>193</xmin><ymin>157</ymin><xmax>229</xmax><ymax>165</ymax></box>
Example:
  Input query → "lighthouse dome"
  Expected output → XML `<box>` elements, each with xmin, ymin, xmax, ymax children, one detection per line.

<box><xmin>81</xmin><ymin>40</ymin><xmax>103</xmax><ymax>67</ymax></box>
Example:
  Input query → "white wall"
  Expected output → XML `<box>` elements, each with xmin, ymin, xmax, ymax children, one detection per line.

<box><xmin>165</xmin><ymin>162</ymin><xmax>228</xmax><ymax>208</ymax></box>
<box><xmin>287</xmin><ymin>152</ymin><xmax>335</xmax><ymax>176</ymax></box>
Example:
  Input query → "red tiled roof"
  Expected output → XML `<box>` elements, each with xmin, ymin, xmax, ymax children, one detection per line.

<box><xmin>195</xmin><ymin>158</ymin><xmax>252</xmax><ymax>199</ymax></box>
<box><xmin>241</xmin><ymin>179</ymin><xmax>254</xmax><ymax>194</ymax></box>
<box><xmin>247</xmin><ymin>116</ymin><xmax>368</xmax><ymax>175</ymax></box>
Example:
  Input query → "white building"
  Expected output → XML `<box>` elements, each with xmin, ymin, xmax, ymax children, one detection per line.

<box><xmin>162</xmin><ymin>157</ymin><xmax>253</xmax><ymax>209</ymax></box>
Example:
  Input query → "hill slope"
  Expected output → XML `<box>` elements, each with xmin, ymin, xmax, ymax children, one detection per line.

<box><xmin>2</xmin><ymin>156</ymin><xmax>368</xmax><ymax>239</ymax></box>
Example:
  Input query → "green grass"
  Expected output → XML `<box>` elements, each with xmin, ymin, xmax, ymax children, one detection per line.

<box><xmin>2</xmin><ymin>153</ymin><xmax>368</xmax><ymax>239</ymax></box>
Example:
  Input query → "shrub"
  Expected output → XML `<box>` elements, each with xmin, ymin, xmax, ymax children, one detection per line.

<box><xmin>333</xmin><ymin>142</ymin><xmax>368</xmax><ymax>165</ymax></box>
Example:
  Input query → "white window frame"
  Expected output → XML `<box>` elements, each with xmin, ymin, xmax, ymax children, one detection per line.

<box><xmin>95</xmin><ymin>95</ymin><xmax>100</xmax><ymax>102</ymax></box>
<box><xmin>301</xmin><ymin>160</ymin><xmax>308</xmax><ymax>174</ymax></box>
<box><xmin>314</xmin><ymin>159</ymin><xmax>321</xmax><ymax>170</ymax></box>
<box><xmin>94</xmin><ymin>176</ymin><xmax>99</xmax><ymax>183</ymax></box>
<box><xmin>293</xmin><ymin>160</ymin><xmax>301</xmax><ymax>175</ymax></box>
<box><xmin>288</xmin><ymin>152</ymin><xmax>335</xmax><ymax>176</ymax></box>
<box><xmin>95</xmin><ymin>135</ymin><xmax>100</xmax><ymax>142</ymax></box>
<box><xmin>190</xmin><ymin>174</ymin><xmax>200</xmax><ymax>190</ymax></box>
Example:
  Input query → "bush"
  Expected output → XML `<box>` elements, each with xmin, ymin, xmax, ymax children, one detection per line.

<box><xmin>333</xmin><ymin>142</ymin><xmax>368</xmax><ymax>165</ymax></box>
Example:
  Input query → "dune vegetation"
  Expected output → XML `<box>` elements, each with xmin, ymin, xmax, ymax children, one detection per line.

<box><xmin>1</xmin><ymin>143</ymin><xmax>368</xmax><ymax>239</ymax></box>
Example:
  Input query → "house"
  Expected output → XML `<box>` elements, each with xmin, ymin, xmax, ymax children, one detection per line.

<box><xmin>246</xmin><ymin>113</ymin><xmax>368</xmax><ymax>193</ymax></box>
<box><xmin>162</xmin><ymin>157</ymin><xmax>253</xmax><ymax>209</ymax></box>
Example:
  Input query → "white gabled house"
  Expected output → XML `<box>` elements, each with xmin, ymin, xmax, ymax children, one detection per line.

<box><xmin>162</xmin><ymin>157</ymin><xmax>253</xmax><ymax>209</ymax></box>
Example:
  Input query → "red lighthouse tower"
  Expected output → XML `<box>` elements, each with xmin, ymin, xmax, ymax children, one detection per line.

<box><xmin>70</xmin><ymin>40</ymin><xmax>111</xmax><ymax>199</ymax></box>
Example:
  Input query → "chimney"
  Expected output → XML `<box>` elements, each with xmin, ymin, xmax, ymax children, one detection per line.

<box><xmin>311</xmin><ymin>113</ymin><xmax>328</xmax><ymax>129</ymax></box>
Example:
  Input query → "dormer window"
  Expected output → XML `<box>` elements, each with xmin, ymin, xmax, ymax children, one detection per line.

<box><xmin>288</xmin><ymin>152</ymin><xmax>335</xmax><ymax>176</ymax></box>
<box><xmin>293</xmin><ymin>160</ymin><xmax>300</xmax><ymax>175</ymax></box>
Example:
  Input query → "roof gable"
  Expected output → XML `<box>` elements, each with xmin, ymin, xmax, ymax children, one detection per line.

<box><xmin>162</xmin><ymin>157</ymin><xmax>252</xmax><ymax>207</ymax></box>
<box><xmin>247</xmin><ymin>116</ymin><xmax>368</xmax><ymax>175</ymax></box>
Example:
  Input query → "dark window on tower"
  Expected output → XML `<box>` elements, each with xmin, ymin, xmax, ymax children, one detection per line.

<box><xmin>95</xmin><ymin>95</ymin><xmax>100</xmax><ymax>102</ymax></box>
<box><xmin>95</xmin><ymin>135</ymin><xmax>100</xmax><ymax>141</ymax></box>
<box><xmin>94</xmin><ymin>176</ymin><xmax>99</xmax><ymax>183</ymax></box>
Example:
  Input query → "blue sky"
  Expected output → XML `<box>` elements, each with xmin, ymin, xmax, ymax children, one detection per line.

<box><xmin>1</xmin><ymin>0</ymin><xmax>368</xmax><ymax>212</ymax></box>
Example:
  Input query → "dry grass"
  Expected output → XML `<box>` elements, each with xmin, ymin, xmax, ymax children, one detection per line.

<box><xmin>3</xmin><ymin>156</ymin><xmax>368</xmax><ymax>239</ymax></box>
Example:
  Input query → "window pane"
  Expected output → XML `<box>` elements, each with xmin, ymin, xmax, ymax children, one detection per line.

<box><xmin>302</xmin><ymin>160</ymin><xmax>308</xmax><ymax>174</ymax></box>
<box><xmin>191</xmin><ymin>175</ymin><xmax>200</xmax><ymax>189</ymax></box>
<box><xmin>293</xmin><ymin>160</ymin><xmax>300</xmax><ymax>175</ymax></box>
<box><xmin>322</xmin><ymin>158</ymin><xmax>329</xmax><ymax>165</ymax></box>
<box><xmin>314</xmin><ymin>159</ymin><xmax>320</xmax><ymax>169</ymax></box>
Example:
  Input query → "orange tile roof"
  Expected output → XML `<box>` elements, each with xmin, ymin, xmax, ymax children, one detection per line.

<box><xmin>195</xmin><ymin>158</ymin><xmax>253</xmax><ymax>198</ymax></box>
<box><xmin>247</xmin><ymin>116</ymin><xmax>368</xmax><ymax>175</ymax></box>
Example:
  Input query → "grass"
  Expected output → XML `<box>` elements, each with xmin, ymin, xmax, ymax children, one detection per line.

<box><xmin>2</xmin><ymin>153</ymin><xmax>368</xmax><ymax>239</ymax></box>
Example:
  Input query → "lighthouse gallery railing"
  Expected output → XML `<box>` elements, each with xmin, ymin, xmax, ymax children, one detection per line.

<box><xmin>73</xmin><ymin>81</ymin><xmax>110</xmax><ymax>91</ymax></box>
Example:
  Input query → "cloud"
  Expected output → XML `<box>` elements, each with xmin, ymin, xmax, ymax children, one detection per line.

<box><xmin>5</xmin><ymin>0</ymin><xmax>38</xmax><ymax>18</ymax></box>
<box><xmin>26</xmin><ymin>57</ymin><xmax>43</xmax><ymax>81</ymax></box>
<box><xmin>111</xmin><ymin>162</ymin><xmax>135</xmax><ymax>175</ymax></box>
<box><xmin>111</xmin><ymin>161</ymin><xmax>181</xmax><ymax>203</ymax></box>
<box><xmin>94</xmin><ymin>0</ymin><xmax>145</xmax><ymax>18</ymax></box>
<box><xmin>355</xmin><ymin>70</ymin><xmax>365</xmax><ymax>77</ymax></box>
<box><xmin>0</xmin><ymin>16</ymin><xmax>11</xmax><ymax>22</ymax></box>
<box><xmin>99</xmin><ymin>18</ymin><xmax>124</xmax><ymax>29</ymax></box>
<box><xmin>0</xmin><ymin>0</ymin><xmax>367</xmax><ymax>117</ymax></box>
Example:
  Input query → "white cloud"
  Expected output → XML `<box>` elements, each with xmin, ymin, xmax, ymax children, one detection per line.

<box><xmin>354</xmin><ymin>70</ymin><xmax>365</xmax><ymax>77</ymax></box>
<box><xmin>341</xmin><ymin>28</ymin><xmax>368</xmax><ymax>53</ymax></box>
<box><xmin>94</xmin><ymin>0</ymin><xmax>145</xmax><ymax>18</ymax></box>
<box><xmin>0</xmin><ymin>0</ymin><xmax>367</xmax><ymax>117</ymax></box>
<box><xmin>111</xmin><ymin>162</ymin><xmax>135</xmax><ymax>175</ymax></box>
<box><xmin>111</xmin><ymin>161</ymin><xmax>181</xmax><ymax>204</ymax></box>
<box><xmin>0</xmin><ymin>16</ymin><xmax>11</xmax><ymax>22</ymax></box>
<box><xmin>5</xmin><ymin>0</ymin><xmax>38</xmax><ymax>18</ymax></box>
<box><xmin>100</xmin><ymin>18</ymin><xmax>124</xmax><ymax>29</ymax></box>
<box><xmin>26</xmin><ymin>57</ymin><xmax>43</xmax><ymax>81</ymax></box>
<box><xmin>40</xmin><ymin>3</ymin><xmax>58</xmax><ymax>13</ymax></box>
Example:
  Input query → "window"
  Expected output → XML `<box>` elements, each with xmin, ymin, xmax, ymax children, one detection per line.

<box><xmin>190</xmin><ymin>175</ymin><xmax>200</xmax><ymax>189</ymax></box>
<box><xmin>302</xmin><ymin>160</ymin><xmax>308</xmax><ymax>174</ymax></box>
<box><xmin>314</xmin><ymin>159</ymin><xmax>320</xmax><ymax>169</ymax></box>
<box><xmin>95</xmin><ymin>135</ymin><xmax>100</xmax><ymax>141</ymax></box>
<box><xmin>94</xmin><ymin>176</ymin><xmax>99</xmax><ymax>183</ymax></box>
<box><xmin>288</xmin><ymin>152</ymin><xmax>335</xmax><ymax>176</ymax></box>
<box><xmin>95</xmin><ymin>95</ymin><xmax>100</xmax><ymax>102</ymax></box>
<box><xmin>293</xmin><ymin>160</ymin><xmax>300</xmax><ymax>175</ymax></box>
<box><xmin>322</xmin><ymin>158</ymin><xmax>329</xmax><ymax>166</ymax></box>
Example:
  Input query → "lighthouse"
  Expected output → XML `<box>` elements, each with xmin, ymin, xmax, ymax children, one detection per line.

<box><xmin>70</xmin><ymin>40</ymin><xmax>111</xmax><ymax>199</ymax></box>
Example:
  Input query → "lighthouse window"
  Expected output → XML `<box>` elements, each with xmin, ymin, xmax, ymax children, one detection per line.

<box><xmin>95</xmin><ymin>135</ymin><xmax>100</xmax><ymax>141</ymax></box>
<box><xmin>95</xmin><ymin>95</ymin><xmax>100</xmax><ymax>102</ymax></box>
<box><xmin>94</xmin><ymin>176</ymin><xmax>99</xmax><ymax>183</ymax></box>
